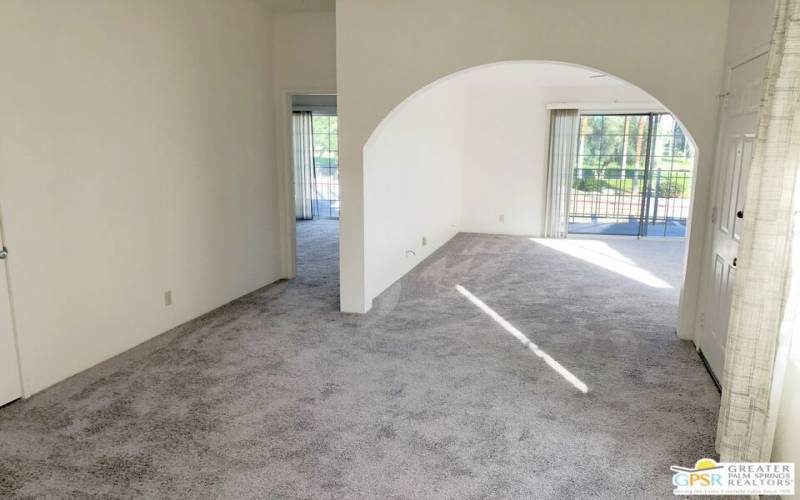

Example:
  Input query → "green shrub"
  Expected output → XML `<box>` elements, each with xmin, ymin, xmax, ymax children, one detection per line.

<box><xmin>574</xmin><ymin>178</ymin><xmax>607</xmax><ymax>192</ymax></box>
<box><xmin>656</xmin><ymin>182</ymin><xmax>686</xmax><ymax>198</ymax></box>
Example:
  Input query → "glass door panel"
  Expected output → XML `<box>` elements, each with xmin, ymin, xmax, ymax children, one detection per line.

<box><xmin>568</xmin><ymin>113</ymin><xmax>694</xmax><ymax>238</ymax></box>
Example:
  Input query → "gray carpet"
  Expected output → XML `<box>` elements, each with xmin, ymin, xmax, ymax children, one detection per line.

<box><xmin>0</xmin><ymin>220</ymin><xmax>720</xmax><ymax>499</ymax></box>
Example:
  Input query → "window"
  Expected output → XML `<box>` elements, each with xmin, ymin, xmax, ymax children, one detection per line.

<box><xmin>311</xmin><ymin>114</ymin><xmax>339</xmax><ymax>218</ymax></box>
<box><xmin>570</xmin><ymin>113</ymin><xmax>694</xmax><ymax>237</ymax></box>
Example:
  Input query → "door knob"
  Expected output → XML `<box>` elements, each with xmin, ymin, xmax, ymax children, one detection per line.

<box><xmin>732</xmin><ymin>257</ymin><xmax>737</xmax><ymax>267</ymax></box>
<box><xmin>0</xmin><ymin>247</ymin><xmax>7</xmax><ymax>260</ymax></box>
<box><xmin>736</xmin><ymin>210</ymin><xmax>744</xmax><ymax>219</ymax></box>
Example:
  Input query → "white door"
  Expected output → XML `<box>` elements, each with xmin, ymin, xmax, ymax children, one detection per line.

<box><xmin>699</xmin><ymin>52</ymin><xmax>768</xmax><ymax>384</ymax></box>
<box><xmin>0</xmin><ymin>215</ymin><xmax>21</xmax><ymax>406</ymax></box>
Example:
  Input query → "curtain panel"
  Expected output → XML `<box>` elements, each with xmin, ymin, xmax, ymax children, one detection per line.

<box><xmin>716</xmin><ymin>0</ymin><xmax>800</xmax><ymax>462</ymax></box>
<box><xmin>293</xmin><ymin>111</ymin><xmax>315</xmax><ymax>220</ymax></box>
<box><xmin>544</xmin><ymin>109</ymin><xmax>580</xmax><ymax>238</ymax></box>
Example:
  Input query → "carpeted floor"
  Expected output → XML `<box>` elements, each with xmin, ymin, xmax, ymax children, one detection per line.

<box><xmin>0</xmin><ymin>220</ymin><xmax>720</xmax><ymax>499</ymax></box>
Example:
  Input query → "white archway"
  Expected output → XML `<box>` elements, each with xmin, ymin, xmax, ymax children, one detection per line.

<box><xmin>361</xmin><ymin>60</ymin><xmax>699</xmax><ymax>318</ymax></box>
<box><xmin>365</xmin><ymin>61</ymin><xmax>698</xmax><ymax>152</ymax></box>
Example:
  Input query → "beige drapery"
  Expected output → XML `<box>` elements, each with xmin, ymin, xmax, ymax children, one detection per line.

<box><xmin>716</xmin><ymin>0</ymin><xmax>800</xmax><ymax>462</ymax></box>
<box><xmin>293</xmin><ymin>111</ymin><xmax>315</xmax><ymax>220</ymax></box>
<box><xmin>544</xmin><ymin>109</ymin><xmax>579</xmax><ymax>238</ymax></box>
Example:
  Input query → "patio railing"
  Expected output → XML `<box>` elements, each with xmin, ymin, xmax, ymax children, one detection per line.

<box><xmin>569</xmin><ymin>168</ymin><xmax>691</xmax><ymax>237</ymax></box>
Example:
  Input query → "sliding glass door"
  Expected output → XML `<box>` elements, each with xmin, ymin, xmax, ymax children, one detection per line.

<box><xmin>568</xmin><ymin>113</ymin><xmax>694</xmax><ymax>237</ymax></box>
<box><xmin>311</xmin><ymin>114</ymin><xmax>339</xmax><ymax>219</ymax></box>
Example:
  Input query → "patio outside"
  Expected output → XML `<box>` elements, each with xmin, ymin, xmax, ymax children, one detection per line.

<box><xmin>568</xmin><ymin>113</ymin><xmax>694</xmax><ymax>238</ymax></box>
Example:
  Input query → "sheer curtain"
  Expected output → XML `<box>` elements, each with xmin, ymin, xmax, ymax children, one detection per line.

<box><xmin>717</xmin><ymin>0</ymin><xmax>800</xmax><ymax>462</ymax></box>
<box><xmin>293</xmin><ymin>111</ymin><xmax>315</xmax><ymax>220</ymax></box>
<box><xmin>544</xmin><ymin>109</ymin><xmax>579</xmax><ymax>238</ymax></box>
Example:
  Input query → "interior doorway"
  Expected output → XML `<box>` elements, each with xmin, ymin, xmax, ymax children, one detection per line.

<box><xmin>292</xmin><ymin>94</ymin><xmax>339</xmax><ymax>221</ymax></box>
<box><xmin>290</xmin><ymin>93</ymin><xmax>340</xmax><ymax>283</ymax></box>
<box><xmin>568</xmin><ymin>112</ymin><xmax>696</xmax><ymax>237</ymax></box>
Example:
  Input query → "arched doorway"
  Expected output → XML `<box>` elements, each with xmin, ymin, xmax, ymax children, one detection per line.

<box><xmin>360</xmin><ymin>61</ymin><xmax>699</xmax><ymax>324</ymax></box>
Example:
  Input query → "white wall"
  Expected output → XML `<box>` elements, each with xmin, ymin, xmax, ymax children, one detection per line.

<box><xmin>461</xmin><ymin>82</ymin><xmax>656</xmax><ymax>236</ymax></box>
<box><xmin>337</xmin><ymin>0</ymin><xmax>730</xmax><ymax>325</ymax></box>
<box><xmin>272</xmin><ymin>11</ymin><xmax>337</xmax><ymax>92</ymax></box>
<box><xmin>773</xmin><ymin>360</ymin><xmax>800</xmax><ymax>499</ymax></box>
<box><xmin>271</xmin><ymin>11</ymin><xmax>337</xmax><ymax>277</ymax></box>
<box><xmin>364</xmin><ymin>79</ymin><xmax>465</xmax><ymax>299</ymax></box>
<box><xmin>0</xmin><ymin>0</ymin><xmax>279</xmax><ymax>395</ymax></box>
<box><xmin>724</xmin><ymin>0</ymin><xmax>775</xmax><ymax>67</ymax></box>
<box><xmin>461</xmin><ymin>86</ymin><xmax>549</xmax><ymax>236</ymax></box>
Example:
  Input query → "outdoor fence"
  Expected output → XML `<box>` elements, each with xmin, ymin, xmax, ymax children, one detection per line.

<box><xmin>569</xmin><ymin>168</ymin><xmax>691</xmax><ymax>236</ymax></box>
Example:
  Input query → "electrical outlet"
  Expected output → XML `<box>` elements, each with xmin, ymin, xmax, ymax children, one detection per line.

<box><xmin>422</xmin><ymin>236</ymin><xmax>427</xmax><ymax>246</ymax></box>
<box><xmin>499</xmin><ymin>214</ymin><xmax>505</xmax><ymax>222</ymax></box>
<box><xmin>164</xmin><ymin>290</ymin><xmax>173</xmax><ymax>307</ymax></box>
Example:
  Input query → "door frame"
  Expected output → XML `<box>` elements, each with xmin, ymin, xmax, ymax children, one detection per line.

<box><xmin>275</xmin><ymin>88</ymin><xmax>337</xmax><ymax>280</ymax></box>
